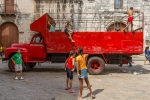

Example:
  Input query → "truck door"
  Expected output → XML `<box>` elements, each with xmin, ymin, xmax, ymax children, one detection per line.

<box><xmin>29</xmin><ymin>35</ymin><xmax>46</xmax><ymax>60</ymax></box>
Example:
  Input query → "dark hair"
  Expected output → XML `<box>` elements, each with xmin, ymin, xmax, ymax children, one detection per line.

<box><xmin>77</xmin><ymin>47</ymin><xmax>83</xmax><ymax>54</ymax></box>
<box><xmin>69</xmin><ymin>50</ymin><xmax>75</xmax><ymax>56</ymax></box>
<box><xmin>145</xmin><ymin>46</ymin><xmax>149</xmax><ymax>54</ymax></box>
<box><xmin>130</xmin><ymin>7</ymin><xmax>133</xmax><ymax>10</ymax></box>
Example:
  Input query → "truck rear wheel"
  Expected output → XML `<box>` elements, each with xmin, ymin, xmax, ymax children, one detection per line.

<box><xmin>87</xmin><ymin>57</ymin><xmax>105</xmax><ymax>75</ymax></box>
<box><xmin>8</xmin><ymin>59</ymin><xmax>25</xmax><ymax>72</ymax></box>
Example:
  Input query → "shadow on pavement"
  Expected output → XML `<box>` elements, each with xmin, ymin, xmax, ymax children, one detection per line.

<box><xmin>26</xmin><ymin>68</ymin><xmax>65</xmax><ymax>72</ymax></box>
<box><xmin>101</xmin><ymin>64</ymin><xmax>150</xmax><ymax>75</ymax></box>
<box><xmin>83</xmin><ymin>89</ymin><xmax>104</xmax><ymax>98</ymax></box>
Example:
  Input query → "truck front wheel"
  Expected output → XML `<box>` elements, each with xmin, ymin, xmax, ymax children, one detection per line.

<box><xmin>87</xmin><ymin>57</ymin><xmax>105</xmax><ymax>75</ymax></box>
<box><xmin>8</xmin><ymin>59</ymin><xmax>25</xmax><ymax>72</ymax></box>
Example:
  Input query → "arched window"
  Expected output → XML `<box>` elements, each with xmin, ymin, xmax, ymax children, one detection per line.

<box><xmin>107</xmin><ymin>22</ymin><xmax>126</xmax><ymax>32</ymax></box>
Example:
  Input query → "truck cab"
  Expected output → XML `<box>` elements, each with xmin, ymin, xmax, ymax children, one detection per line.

<box><xmin>28</xmin><ymin>34</ymin><xmax>46</xmax><ymax>61</ymax></box>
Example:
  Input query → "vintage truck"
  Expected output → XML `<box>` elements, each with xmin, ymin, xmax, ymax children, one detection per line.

<box><xmin>3</xmin><ymin>13</ymin><xmax>144</xmax><ymax>74</ymax></box>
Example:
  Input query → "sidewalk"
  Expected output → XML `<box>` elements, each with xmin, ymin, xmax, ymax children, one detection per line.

<box><xmin>132</xmin><ymin>55</ymin><xmax>145</xmax><ymax>61</ymax></box>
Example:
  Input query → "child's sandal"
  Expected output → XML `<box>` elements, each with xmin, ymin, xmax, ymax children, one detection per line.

<box><xmin>90</xmin><ymin>95</ymin><xmax>95</xmax><ymax>99</ymax></box>
<box><xmin>65</xmin><ymin>87</ymin><xmax>70</xmax><ymax>90</ymax></box>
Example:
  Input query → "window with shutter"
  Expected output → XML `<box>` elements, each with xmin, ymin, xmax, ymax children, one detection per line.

<box><xmin>5</xmin><ymin>0</ymin><xmax>14</xmax><ymax>13</ymax></box>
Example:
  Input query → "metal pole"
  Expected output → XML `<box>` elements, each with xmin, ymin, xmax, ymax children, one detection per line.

<box><xmin>86</xmin><ymin>20</ymin><xmax>87</xmax><ymax>32</ymax></box>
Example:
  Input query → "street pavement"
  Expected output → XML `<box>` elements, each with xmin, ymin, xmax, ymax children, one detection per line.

<box><xmin>0</xmin><ymin>58</ymin><xmax>150</xmax><ymax>100</ymax></box>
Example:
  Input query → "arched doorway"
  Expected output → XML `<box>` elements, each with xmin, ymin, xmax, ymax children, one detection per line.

<box><xmin>107</xmin><ymin>22</ymin><xmax>126</xmax><ymax>32</ymax></box>
<box><xmin>0</xmin><ymin>22</ymin><xmax>19</xmax><ymax>48</ymax></box>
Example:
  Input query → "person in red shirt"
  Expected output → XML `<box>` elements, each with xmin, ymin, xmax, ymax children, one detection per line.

<box><xmin>64</xmin><ymin>50</ymin><xmax>76</xmax><ymax>93</ymax></box>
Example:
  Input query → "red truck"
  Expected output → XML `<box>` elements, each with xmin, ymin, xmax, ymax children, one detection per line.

<box><xmin>3</xmin><ymin>13</ymin><xmax>144</xmax><ymax>74</ymax></box>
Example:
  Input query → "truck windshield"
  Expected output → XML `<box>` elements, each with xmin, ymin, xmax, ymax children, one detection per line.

<box><xmin>32</xmin><ymin>36</ymin><xmax>43</xmax><ymax>43</ymax></box>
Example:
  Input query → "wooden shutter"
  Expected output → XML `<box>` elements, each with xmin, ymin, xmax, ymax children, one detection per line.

<box><xmin>5</xmin><ymin>0</ymin><xmax>14</xmax><ymax>13</ymax></box>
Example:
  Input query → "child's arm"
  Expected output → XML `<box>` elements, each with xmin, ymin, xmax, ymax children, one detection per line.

<box><xmin>76</xmin><ymin>59</ymin><xmax>81</xmax><ymax>77</ymax></box>
<box><xmin>84</xmin><ymin>54</ymin><xmax>89</xmax><ymax>58</ymax></box>
<box><xmin>124</xmin><ymin>11</ymin><xmax>128</xmax><ymax>14</ymax></box>
<box><xmin>133</xmin><ymin>10</ymin><xmax>139</xmax><ymax>13</ymax></box>
<box><xmin>71</xmin><ymin>58</ymin><xmax>75</xmax><ymax>71</ymax></box>
<box><xmin>48</xmin><ymin>20</ymin><xmax>51</xmax><ymax>25</ymax></box>
<box><xmin>69</xmin><ymin>21</ymin><xmax>72</xmax><ymax>26</ymax></box>
<box><xmin>64</xmin><ymin>58</ymin><xmax>68</xmax><ymax>70</ymax></box>
<box><xmin>83</xmin><ymin>54</ymin><xmax>89</xmax><ymax>62</ymax></box>
<box><xmin>11</xmin><ymin>58</ymin><xmax>15</xmax><ymax>64</ymax></box>
<box><xmin>11</xmin><ymin>55</ymin><xmax>15</xmax><ymax>64</ymax></box>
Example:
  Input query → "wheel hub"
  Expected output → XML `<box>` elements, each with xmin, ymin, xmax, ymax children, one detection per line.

<box><xmin>90</xmin><ymin>60</ymin><xmax>102</xmax><ymax>72</ymax></box>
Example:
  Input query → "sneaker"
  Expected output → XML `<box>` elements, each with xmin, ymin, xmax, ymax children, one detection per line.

<box><xmin>15</xmin><ymin>77</ymin><xmax>18</xmax><ymax>80</ymax></box>
<box><xmin>20</xmin><ymin>77</ymin><xmax>24</xmax><ymax>80</ymax></box>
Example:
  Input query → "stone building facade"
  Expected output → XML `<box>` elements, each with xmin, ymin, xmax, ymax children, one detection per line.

<box><xmin>0</xmin><ymin>0</ymin><xmax>150</xmax><ymax>48</ymax></box>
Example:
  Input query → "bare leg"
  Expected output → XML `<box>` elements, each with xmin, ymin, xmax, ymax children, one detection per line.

<box><xmin>78</xmin><ymin>79</ymin><xmax>83</xmax><ymax>98</ymax></box>
<box><xmin>144</xmin><ymin>60</ymin><xmax>146</xmax><ymax>65</ymax></box>
<box><xmin>69</xmin><ymin>79</ymin><xmax>72</xmax><ymax>91</ymax></box>
<box><xmin>69</xmin><ymin>30</ymin><xmax>73</xmax><ymax>33</ymax></box>
<box><xmin>20</xmin><ymin>71</ymin><xmax>23</xmax><ymax>77</ymax></box>
<box><xmin>84</xmin><ymin>78</ymin><xmax>94</xmax><ymax>98</ymax></box>
<box><xmin>66</xmin><ymin>78</ymin><xmax>69</xmax><ymax>88</ymax></box>
<box><xmin>68</xmin><ymin>32</ymin><xmax>72</xmax><ymax>39</ymax></box>
<box><xmin>15</xmin><ymin>71</ymin><xmax>18</xmax><ymax>77</ymax></box>
<box><xmin>68</xmin><ymin>31</ymin><xmax>75</xmax><ymax>42</ymax></box>
<box><xmin>131</xmin><ymin>22</ymin><xmax>133</xmax><ymax>31</ymax></box>
<box><xmin>123</xmin><ymin>22</ymin><xmax>131</xmax><ymax>31</ymax></box>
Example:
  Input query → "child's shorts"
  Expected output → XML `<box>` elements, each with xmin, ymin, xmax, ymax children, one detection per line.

<box><xmin>64</xmin><ymin>29</ymin><xmax>69</xmax><ymax>34</ymax></box>
<box><xmin>66</xmin><ymin>68</ymin><xmax>73</xmax><ymax>80</ymax></box>
<box><xmin>79</xmin><ymin>69</ymin><xmax>88</xmax><ymax>79</ymax></box>
<box><xmin>15</xmin><ymin>64</ymin><xmax>22</xmax><ymax>71</ymax></box>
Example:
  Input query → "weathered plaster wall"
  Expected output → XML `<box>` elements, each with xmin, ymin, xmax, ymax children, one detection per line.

<box><xmin>15</xmin><ymin>0</ymin><xmax>35</xmax><ymax>43</ymax></box>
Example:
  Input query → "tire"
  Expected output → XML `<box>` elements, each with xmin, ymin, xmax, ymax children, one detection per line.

<box><xmin>87</xmin><ymin>57</ymin><xmax>105</xmax><ymax>75</ymax></box>
<box><xmin>8</xmin><ymin>59</ymin><xmax>25</xmax><ymax>72</ymax></box>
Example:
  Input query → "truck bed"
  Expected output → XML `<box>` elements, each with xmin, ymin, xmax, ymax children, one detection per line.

<box><xmin>44</xmin><ymin>30</ymin><xmax>143</xmax><ymax>55</ymax></box>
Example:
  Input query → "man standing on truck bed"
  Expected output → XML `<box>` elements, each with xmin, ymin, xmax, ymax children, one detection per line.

<box><xmin>64</xmin><ymin>21</ymin><xmax>75</xmax><ymax>42</ymax></box>
<box><xmin>123</xmin><ymin>7</ymin><xmax>139</xmax><ymax>32</ymax></box>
